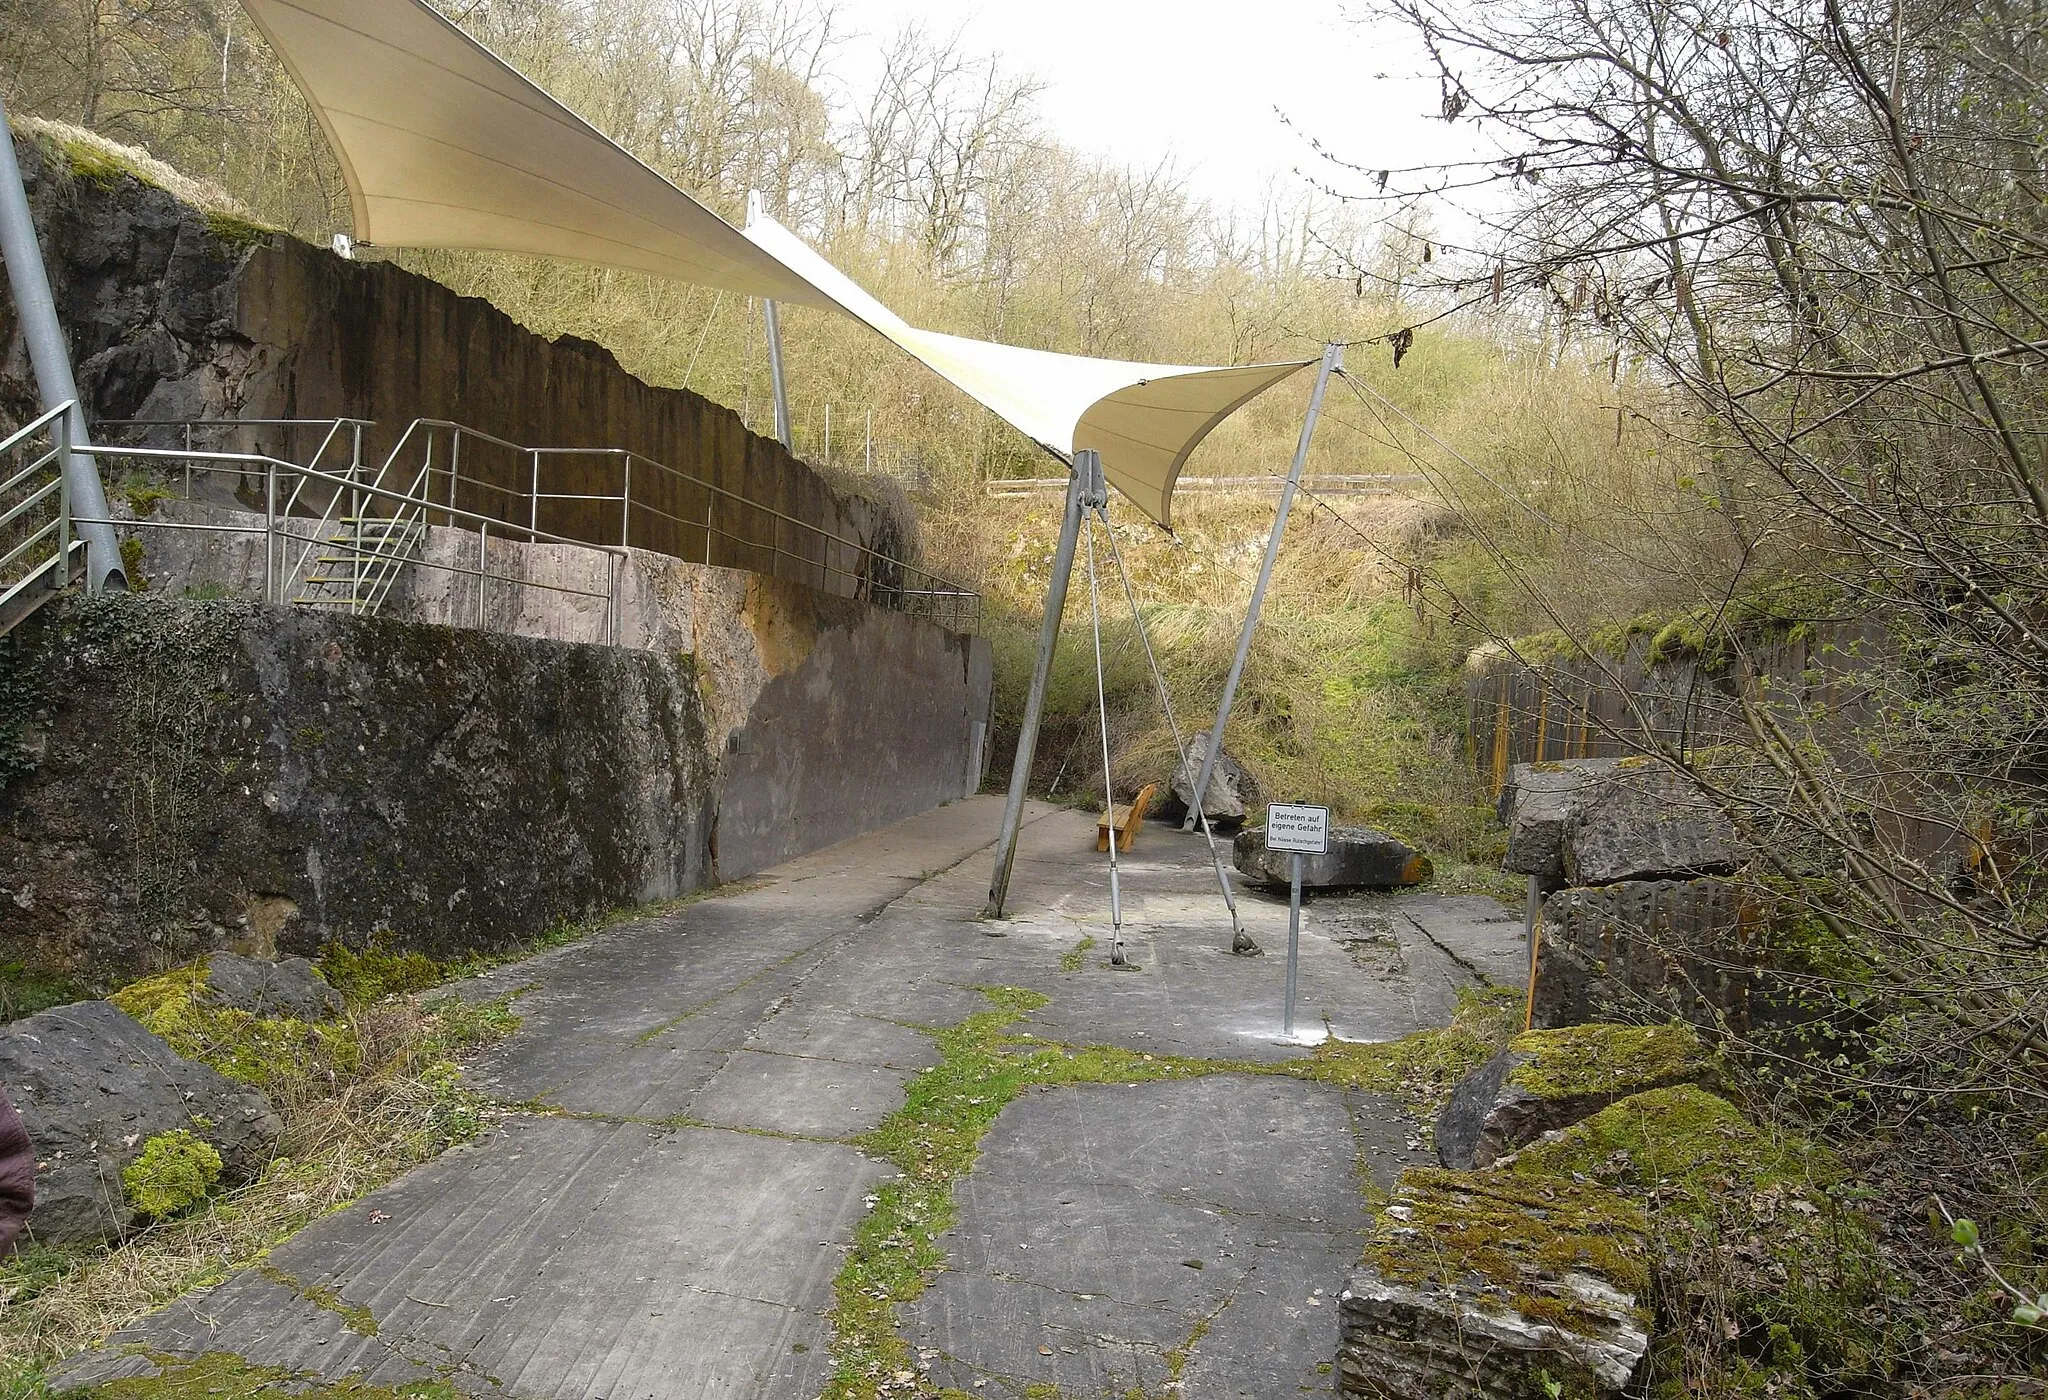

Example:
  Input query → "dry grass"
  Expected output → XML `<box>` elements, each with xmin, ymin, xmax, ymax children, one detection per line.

<box><xmin>15</xmin><ymin>116</ymin><xmax>256</xmax><ymax>221</ymax></box>
<box><xmin>0</xmin><ymin>992</ymin><xmax>514</xmax><ymax>1372</ymax></box>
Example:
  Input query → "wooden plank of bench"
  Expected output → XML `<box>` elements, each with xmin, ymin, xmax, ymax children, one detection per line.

<box><xmin>1096</xmin><ymin>783</ymin><xmax>1159</xmax><ymax>853</ymax></box>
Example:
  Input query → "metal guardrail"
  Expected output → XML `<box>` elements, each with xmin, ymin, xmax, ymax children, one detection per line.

<box><xmin>0</xmin><ymin>402</ymin><xmax>86</xmax><ymax>631</ymax></box>
<box><xmin>78</xmin><ymin>414</ymin><xmax>982</xmax><ymax>637</ymax></box>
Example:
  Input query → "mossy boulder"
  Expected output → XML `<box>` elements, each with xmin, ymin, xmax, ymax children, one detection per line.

<box><xmin>1507</xmin><ymin>1087</ymin><xmax>1894</xmax><ymax>1398</ymax></box>
<box><xmin>0</xmin><ymin>1000</ymin><xmax>280</xmax><ymax>1243</ymax></box>
<box><xmin>1341</xmin><ymin>1168</ymin><xmax>1653</xmax><ymax>1397</ymax></box>
<box><xmin>1436</xmin><ymin>1023</ymin><xmax>1709</xmax><ymax>1170</ymax></box>
<box><xmin>111</xmin><ymin>960</ymin><xmax>360</xmax><ymax>1089</ymax></box>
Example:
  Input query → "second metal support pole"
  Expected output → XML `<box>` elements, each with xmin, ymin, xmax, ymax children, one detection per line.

<box><xmin>1184</xmin><ymin>342</ymin><xmax>1343</xmax><ymax>833</ymax></box>
<box><xmin>985</xmin><ymin>452</ymin><xmax>1100</xmax><ymax>921</ymax></box>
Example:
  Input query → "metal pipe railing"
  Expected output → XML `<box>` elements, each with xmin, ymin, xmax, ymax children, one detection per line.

<box><xmin>92</xmin><ymin>414</ymin><xmax>983</xmax><ymax>633</ymax></box>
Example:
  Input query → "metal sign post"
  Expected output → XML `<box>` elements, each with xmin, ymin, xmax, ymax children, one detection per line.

<box><xmin>1265</xmin><ymin>802</ymin><xmax>1329</xmax><ymax>1038</ymax></box>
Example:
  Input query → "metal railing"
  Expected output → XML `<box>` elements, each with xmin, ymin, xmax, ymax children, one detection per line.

<box><xmin>77</xmin><ymin>442</ymin><xmax>629</xmax><ymax>646</ymax></box>
<box><xmin>71</xmin><ymin>412</ymin><xmax>982</xmax><ymax>640</ymax></box>
<box><xmin>285</xmin><ymin>418</ymin><xmax>979</xmax><ymax>632</ymax></box>
<box><xmin>0</xmin><ymin>402</ymin><xmax>85</xmax><ymax>629</ymax></box>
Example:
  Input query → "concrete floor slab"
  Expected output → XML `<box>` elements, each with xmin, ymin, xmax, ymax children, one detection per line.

<box><xmin>687</xmin><ymin>1047</ymin><xmax>911</xmax><ymax>1138</ymax></box>
<box><xmin>59</xmin><ymin>798</ymin><xmax>1523</xmax><ymax>1399</ymax></box>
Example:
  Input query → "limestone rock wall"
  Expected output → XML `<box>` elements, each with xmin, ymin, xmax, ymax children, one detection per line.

<box><xmin>0</xmin><ymin>589</ymin><xmax>991</xmax><ymax>983</ymax></box>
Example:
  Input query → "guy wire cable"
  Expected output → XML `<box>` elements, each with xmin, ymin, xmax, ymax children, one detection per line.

<box><xmin>1095</xmin><ymin>504</ymin><xmax>1255</xmax><ymax>954</ymax></box>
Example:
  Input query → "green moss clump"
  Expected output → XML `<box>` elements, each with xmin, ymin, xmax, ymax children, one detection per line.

<box><xmin>122</xmin><ymin>1130</ymin><xmax>223</xmax><ymax>1220</ymax></box>
<box><xmin>1289</xmin><ymin>984</ymin><xmax>1524</xmax><ymax>1116</ymax></box>
<box><xmin>316</xmin><ymin>939</ymin><xmax>452</xmax><ymax>1006</ymax></box>
<box><xmin>1509</xmin><ymin>1088</ymin><xmax>1894</xmax><ymax>1397</ymax></box>
<box><xmin>60</xmin><ymin>140</ymin><xmax>131</xmax><ymax>189</ymax></box>
<box><xmin>119</xmin><ymin>535</ymin><xmax>149</xmax><ymax>589</ymax></box>
<box><xmin>1505</xmin><ymin>1022</ymin><xmax>1707</xmax><ymax>1100</ymax></box>
<box><xmin>1365</xmin><ymin>1167</ymin><xmax>1653</xmax><ymax>1335</ymax></box>
<box><xmin>202</xmin><ymin>210</ymin><xmax>277</xmax><ymax>250</ymax></box>
<box><xmin>110</xmin><ymin>961</ymin><xmax>361</xmax><ymax>1088</ymax></box>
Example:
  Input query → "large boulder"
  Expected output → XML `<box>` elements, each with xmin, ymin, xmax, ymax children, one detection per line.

<box><xmin>1435</xmin><ymin>1023</ymin><xmax>1710</xmax><ymax>1170</ymax></box>
<box><xmin>198</xmin><ymin>952</ymin><xmax>345</xmax><ymax>1020</ymax></box>
<box><xmin>1500</xmin><ymin>758</ymin><xmax>1627</xmax><ymax>884</ymax></box>
<box><xmin>0</xmin><ymin>1000</ymin><xmax>282</xmax><ymax>1244</ymax></box>
<box><xmin>1233</xmin><ymin>824</ymin><xmax>1432</xmax><ymax>890</ymax></box>
<box><xmin>1502</xmin><ymin>757</ymin><xmax>1740</xmax><ymax>887</ymax></box>
<box><xmin>1169</xmin><ymin>734</ymin><xmax>1262</xmax><ymax>825</ymax></box>
<box><xmin>1339</xmin><ymin>1169</ymin><xmax>1652</xmax><ymax>1398</ymax></box>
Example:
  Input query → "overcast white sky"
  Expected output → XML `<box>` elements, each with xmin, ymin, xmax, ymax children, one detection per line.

<box><xmin>824</xmin><ymin>0</ymin><xmax>1470</xmax><ymax>216</ymax></box>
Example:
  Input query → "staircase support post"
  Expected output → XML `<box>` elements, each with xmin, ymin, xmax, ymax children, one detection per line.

<box><xmin>0</xmin><ymin>89</ymin><xmax>121</xmax><ymax>589</ymax></box>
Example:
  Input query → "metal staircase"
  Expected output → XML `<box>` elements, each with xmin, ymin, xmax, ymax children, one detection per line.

<box><xmin>283</xmin><ymin>421</ymin><xmax>437</xmax><ymax>616</ymax></box>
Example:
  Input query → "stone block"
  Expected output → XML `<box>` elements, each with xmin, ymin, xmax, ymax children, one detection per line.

<box><xmin>1566</xmin><ymin>765</ymin><xmax>1740</xmax><ymax>886</ymax></box>
<box><xmin>199</xmin><ymin>952</ymin><xmax>345</xmax><ymax>1021</ymax></box>
<box><xmin>1435</xmin><ymin>1024</ymin><xmax>1710</xmax><ymax>1170</ymax></box>
<box><xmin>1530</xmin><ymin>878</ymin><xmax>1839</xmax><ymax>1036</ymax></box>
<box><xmin>1500</xmin><ymin>757</ymin><xmax>1741</xmax><ymax>886</ymax></box>
<box><xmin>1500</xmin><ymin>757</ymin><xmax>1626</xmax><ymax>881</ymax></box>
<box><xmin>1233</xmin><ymin>825</ymin><xmax>1432</xmax><ymax>890</ymax></box>
<box><xmin>1169</xmin><ymin>734</ymin><xmax>1262</xmax><ymax>825</ymax></box>
<box><xmin>0</xmin><ymin>1001</ymin><xmax>282</xmax><ymax>1244</ymax></box>
<box><xmin>1339</xmin><ymin>1169</ymin><xmax>1651</xmax><ymax>1398</ymax></box>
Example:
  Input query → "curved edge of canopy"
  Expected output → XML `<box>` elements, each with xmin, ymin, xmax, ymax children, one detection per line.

<box><xmin>1075</xmin><ymin>361</ymin><xmax>1312</xmax><ymax>529</ymax></box>
<box><xmin>239</xmin><ymin>0</ymin><xmax>370</xmax><ymax>234</ymax></box>
<box><xmin>241</xmin><ymin>0</ymin><xmax>827</xmax><ymax>304</ymax></box>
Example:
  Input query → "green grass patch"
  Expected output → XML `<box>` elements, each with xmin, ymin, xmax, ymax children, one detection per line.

<box><xmin>0</xmin><ymin>962</ymin><xmax>87</xmax><ymax>1022</ymax></box>
<box><xmin>1287</xmin><ymin>984</ymin><xmax>1524</xmax><ymax>1118</ymax></box>
<box><xmin>824</xmin><ymin>987</ymin><xmax>1246</xmax><ymax>1400</ymax></box>
<box><xmin>1059</xmin><ymin>935</ymin><xmax>1096</xmax><ymax>972</ymax></box>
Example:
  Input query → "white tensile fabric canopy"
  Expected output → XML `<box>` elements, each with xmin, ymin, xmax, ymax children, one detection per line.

<box><xmin>238</xmin><ymin>0</ymin><xmax>1312</xmax><ymax>526</ymax></box>
<box><xmin>741</xmin><ymin>217</ymin><xmax>1308</xmax><ymax>526</ymax></box>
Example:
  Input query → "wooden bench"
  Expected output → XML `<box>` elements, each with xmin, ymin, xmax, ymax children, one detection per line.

<box><xmin>1097</xmin><ymin>782</ymin><xmax>1159</xmax><ymax>853</ymax></box>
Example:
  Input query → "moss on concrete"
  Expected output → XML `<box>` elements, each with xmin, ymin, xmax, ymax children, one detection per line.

<box><xmin>1504</xmin><ymin>1023</ymin><xmax>1707</xmax><ymax>1101</ymax></box>
<box><xmin>78</xmin><ymin>1352</ymin><xmax>459</xmax><ymax>1398</ymax></box>
<box><xmin>1289</xmin><ymin>984</ymin><xmax>1524</xmax><ymax>1117</ymax></box>
<box><xmin>826</xmin><ymin>987</ymin><xmax>1250</xmax><ymax>1400</ymax></box>
<box><xmin>120</xmin><ymin>1130</ymin><xmax>223</xmax><ymax>1220</ymax></box>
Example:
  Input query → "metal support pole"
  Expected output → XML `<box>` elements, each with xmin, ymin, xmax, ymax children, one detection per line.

<box><xmin>1184</xmin><ymin>342</ymin><xmax>1342</xmax><ymax>831</ymax></box>
<box><xmin>763</xmin><ymin>298</ymin><xmax>792</xmax><ymax>452</ymax></box>
<box><xmin>985</xmin><ymin>451</ymin><xmax>1099</xmax><ymax>920</ymax></box>
<box><xmin>745</xmin><ymin>192</ymin><xmax>794</xmax><ymax>453</ymax></box>
<box><xmin>1284</xmin><ymin>852</ymin><xmax>1303</xmax><ymax>1037</ymax></box>
<box><xmin>0</xmin><ymin>90</ymin><xmax>120</xmax><ymax>589</ymax></box>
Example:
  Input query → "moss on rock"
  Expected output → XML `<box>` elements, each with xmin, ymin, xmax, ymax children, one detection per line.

<box><xmin>1365</xmin><ymin>1167</ymin><xmax>1653</xmax><ymax>1338</ymax></box>
<box><xmin>110</xmin><ymin>960</ymin><xmax>360</xmax><ymax>1088</ymax></box>
<box><xmin>1504</xmin><ymin>1023</ymin><xmax>1708</xmax><ymax>1101</ymax></box>
<box><xmin>121</xmin><ymin>1130</ymin><xmax>223</xmax><ymax>1220</ymax></box>
<box><xmin>1508</xmin><ymin>1087</ymin><xmax>1894</xmax><ymax>1398</ymax></box>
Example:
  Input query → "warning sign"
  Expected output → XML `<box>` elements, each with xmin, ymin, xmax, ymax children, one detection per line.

<box><xmin>1265</xmin><ymin>803</ymin><xmax>1330</xmax><ymax>855</ymax></box>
